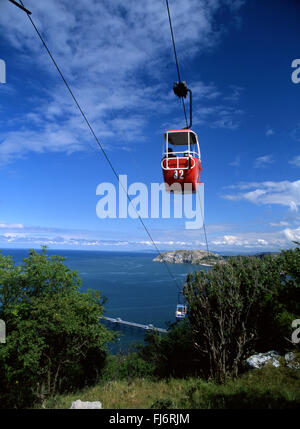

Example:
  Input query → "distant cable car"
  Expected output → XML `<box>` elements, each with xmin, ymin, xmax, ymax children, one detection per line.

<box><xmin>162</xmin><ymin>128</ymin><xmax>202</xmax><ymax>193</ymax></box>
<box><xmin>175</xmin><ymin>304</ymin><xmax>187</xmax><ymax>320</ymax></box>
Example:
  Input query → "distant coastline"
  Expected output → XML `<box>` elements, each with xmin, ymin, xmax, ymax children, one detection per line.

<box><xmin>153</xmin><ymin>249</ymin><xmax>280</xmax><ymax>265</ymax></box>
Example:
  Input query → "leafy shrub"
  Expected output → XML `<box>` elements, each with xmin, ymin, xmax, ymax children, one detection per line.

<box><xmin>184</xmin><ymin>245</ymin><xmax>300</xmax><ymax>382</ymax></box>
<box><xmin>0</xmin><ymin>248</ymin><xmax>115</xmax><ymax>408</ymax></box>
<box><xmin>140</xmin><ymin>245</ymin><xmax>299</xmax><ymax>383</ymax></box>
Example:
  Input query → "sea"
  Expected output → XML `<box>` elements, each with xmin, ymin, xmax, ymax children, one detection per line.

<box><xmin>0</xmin><ymin>248</ymin><xmax>210</xmax><ymax>353</ymax></box>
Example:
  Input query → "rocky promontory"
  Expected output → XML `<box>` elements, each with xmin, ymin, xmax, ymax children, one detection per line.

<box><xmin>153</xmin><ymin>250</ymin><xmax>225</xmax><ymax>266</ymax></box>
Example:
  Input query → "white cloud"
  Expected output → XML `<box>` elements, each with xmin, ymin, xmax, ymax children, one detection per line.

<box><xmin>2</xmin><ymin>232</ymin><xmax>27</xmax><ymax>241</ymax></box>
<box><xmin>192</xmin><ymin>81</ymin><xmax>221</xmax><ymax>100</ymax></box>
<box><xmin>0</xmin><ymin>0</ymin><xmax>244</xmax><ymax>165</ymax></box>
<box><xmin>289</xmin><ymin>201</ymin><xmax>298</xmax><ymax>213</ymax></box>
<box><xmin>283</xmin><ymin>227</ymin><xmax>300</xmax><ymax>242</ymax></box>
<box><xmin>289</xmin><ymin>155</ymin><xmax>300</xmax><ymax>168</ymax></box>
<box><xmin>211</xmin><ymin>227</ymin><xmax>300</xmax><ymax>250</ymax></box>
<box><xmin>0</xmin><ymin>219</ymin><xmax>298</xmax><ymax>252</ymax></box>
<box><xmin>223</xmin><ymin>180</ymin><xmax>300</xmax><ymax>211</ymax></box>
<box><xmin>223</xmin><ymin>85</ymin><xmax>243</xmax><ymax>102</ymax></box>
<box><xmin>253</xmin><ymin>154</ymin><xmax>274</xmax><ymax>168</ymax></box>
<box><xmin>266</xmin><ymin>129</ymin><xmax>274</xmax><ymax>136</ymax></box>
<box><xmin>269</xmin><ymin>221</ymin><xmax>289</xmax><ymax>227</ymax></box>
<box><xmin>223</xmin><ymin>235</ymin><xmax>240</xmax><ymax>245</ymax></box>
<box><xmin>191</xmin><ymin>104</ymin><xmax>244</xmax><ymax>130</ymax></box>
<box><xmin>0</xmin><ymin>222</ymin><xmax>24</xmax><ymax>229</ymax></box>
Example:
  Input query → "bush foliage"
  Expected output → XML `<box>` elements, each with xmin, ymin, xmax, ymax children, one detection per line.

<box><xmin>141</xmin><ymin>244</ymin><xmax>300</xmax><ymax>382</ymax></box>
<box><xmin>0</xmin><ymin>247</ymin><xmax>115</xmax><ymax>408</ymax></box>
<box><xmin>0</xmin><ymin>244</ymin><xmax>299</xmax><ymax>408</ymax></box>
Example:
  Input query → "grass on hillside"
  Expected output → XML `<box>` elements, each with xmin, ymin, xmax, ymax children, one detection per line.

<box><xmin>43</xmin><ymin>365</ymin><xmax>300</xmax><ymax>409</ymax></box>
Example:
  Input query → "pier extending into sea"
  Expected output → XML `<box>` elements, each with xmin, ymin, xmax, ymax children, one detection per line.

<box><xmin>102</xmin><ymin>317</ymin><xmax>167</xmax><ymax>333</ymax></box>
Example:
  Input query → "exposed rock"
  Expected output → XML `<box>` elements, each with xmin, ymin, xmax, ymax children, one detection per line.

<box><xmin>154</xmin><ymin>250</ymin><xmax>281</xmax><ymax>265</ymax></box>
<box><xmin>153</xmin><ymin>250</ymin><xmax>225</xmax><ymax>265</ymax></box>
<box><xmin>70</xmin><ymin>399</ymin><xmax>102</xmax><ymax>409</ymax></box>
<box><xmin>285</xmin><ymin>352</ymin><xmax>300</xmax><ymax>369</ymax></box>
<box><xmin>246</xmin><ymin>351</ymin><xmax>281</xmax><ymax>369</ymax></box>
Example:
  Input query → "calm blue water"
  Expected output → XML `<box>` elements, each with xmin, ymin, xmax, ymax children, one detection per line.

<box><xmin>0</xmin><ymin>248</ymin><xmax>209</xmax><ymax>352</ymax></box>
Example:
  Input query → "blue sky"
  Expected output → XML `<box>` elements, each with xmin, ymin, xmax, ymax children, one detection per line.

<box><xmin>0</xmin><ymin>0</ymin><xmax>299</xmax><ymax>253</ymax></box>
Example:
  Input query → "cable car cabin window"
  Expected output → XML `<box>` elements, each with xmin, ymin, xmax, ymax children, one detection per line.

<box><xmin>167</xmin><ymin>148</ymin><xmax>176</xmax><ymax>157</ymax></box>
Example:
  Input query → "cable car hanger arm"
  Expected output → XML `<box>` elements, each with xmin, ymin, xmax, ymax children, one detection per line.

<box><xmin>185</xmin><ymin>87</ymin><xmax>192</xmax><ymax>129</ymax></box>
<box><xmin>173</xmin><ymin>81</ymin><xmax>192</xmax><ymax>129</ymax></box>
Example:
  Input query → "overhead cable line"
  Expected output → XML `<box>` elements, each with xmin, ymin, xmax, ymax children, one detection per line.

<box><xmin>165</xmin><ymin>0</ymin><xmax>188</xmax><ymax>128</ymax></box>
<box><xmin>8</xmin><ymin>0</ymin><xmax>31</xmax><ymax>14</ymax></box>
<box><xmin>13</xmin><ymin>0</ymin><xmax>181</xmax><ymax>291</ymax></box>
<box><xmin>196</xmin><ymin>187</ymin><xmax>209</xmax><ymax>254</ymax></box>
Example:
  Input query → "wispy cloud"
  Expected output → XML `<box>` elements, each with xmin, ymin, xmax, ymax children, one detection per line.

<box><xmin>1</xmin><ymin>225</ymin><xmax>297</xmax><ymax>252</ymax></box>
<box><xmin>211</xmin><ymin>227</ymin><xmax>300</xmax><ymax>249</ymax></box>
<box><xmin>192</xmin><ymin>104</ymin><xmax>244</xmax><ymax>130</ymax></box>
<box><xmin>0</xmin><ymin>222</ymin><xmax>24</xmax><ymax>229</ymax></box>
<box><xmin>269</xmin><ymin>221</ymin><xmax>289</xmax><ymax>227</ymax></box>
<box><xmin>223</xmin><ymin>85</ymin><xmax>243</xmax><ymax>102</ymax></box>
<box><xmin>253</xmin><ymin>154</ymin><xmax>274</xmax><ymax>168</ymax></box>
<box><xmin>223</xmin><ymin>180</ymin><xmax>300</xmax><ymax>212</ymax></box>
<box><xmin>0</xmin><ymin>0</ymin><xmax>244</xmax><ymax>165</ymax></box>
<box><xmin>289</xmin><ymin>155</ymin><xmax>300</xmax><ymax>168</ymax></box>
<box><xmin>229</xmin><ymin>154</ymin><xmax>240</xmax><ymax>167</ymax></box>
<box><xmin>283</xmin><ymin>227</ymin><xmax>300</xmax><ymax>242</ymax></box>
<box><xmin>0</xmin><ymin>217</ymin><xmax>297</xmax><ymax>253</ymax></box>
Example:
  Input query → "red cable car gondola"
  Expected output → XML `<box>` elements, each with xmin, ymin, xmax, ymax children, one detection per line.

<box><xmin>161</xmin><ymin>128</ymin><xmax>202</xmax><ymax>193</ymax></box>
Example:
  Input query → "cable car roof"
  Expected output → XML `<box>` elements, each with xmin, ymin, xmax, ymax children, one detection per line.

<box><xmin>164</xmin><ymin>129</ymin><xmax>198</xmax><ymax>146</ymax></box>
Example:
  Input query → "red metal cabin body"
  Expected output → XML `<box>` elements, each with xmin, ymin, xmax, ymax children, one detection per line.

<box><xmin>162</xmin><ymin>129</ymin><xmax>202</xmax><ymax>193</ymax></box>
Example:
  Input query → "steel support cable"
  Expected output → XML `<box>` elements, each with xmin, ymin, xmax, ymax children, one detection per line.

<box><xmin>165</xmin><ymin>0</ymin><xmax>181</xmax><ymax>82</ymax></box>
<box><xmin>18</xmin><ymin>0</ymin><xmax>181</xmax><ymax>291</ymax></box>
<box><xmin>165</xmin><ymin>0</ymin><xmax>188</xmax><ymax>128</ymax></box>
<box><xmin>196</xmin><ymin>186</ymin><xmax>209</xmax><ymax>254</ymax></box>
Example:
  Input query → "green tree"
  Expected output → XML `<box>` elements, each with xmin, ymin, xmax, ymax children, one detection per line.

<box><xmin>0</xmin><ymin>248</ymin><xmax>115</xmax><ymax>408</ymax></box>
<box><xmin>262</xmin><ymin>243</ymin><xmax>300</xmax><ymax>351</ymax></box>
<box><xmin>184</xmin><ymin>246</ymin><xmax>300</xmax><ymax>382</ymax></box>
